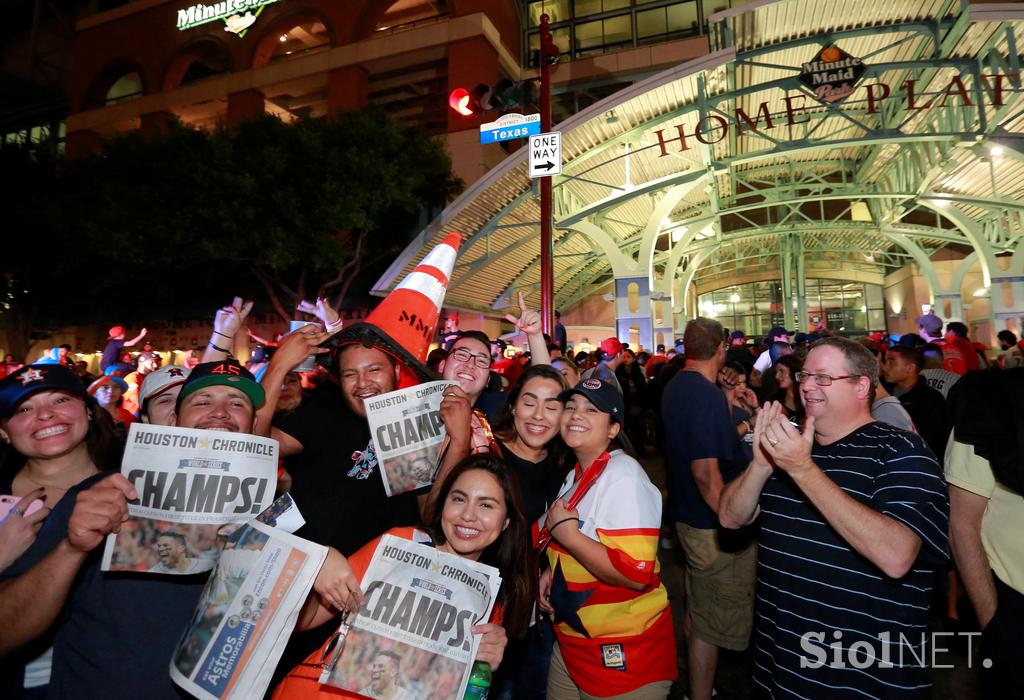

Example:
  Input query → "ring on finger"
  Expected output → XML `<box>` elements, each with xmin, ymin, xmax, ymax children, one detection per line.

<box><xmin>9</xmin><ymin>506</ymin><xmax>22</xmax><ymax>517</ymax></box>
<box><xmin>767</xmin><ymin>437</ymin><xmax>780</xmax><ymax>446</ymax></box>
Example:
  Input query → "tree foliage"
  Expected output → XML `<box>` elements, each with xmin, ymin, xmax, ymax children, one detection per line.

<box><xmin>0</xmin><ymin>108</ymin><xmax>462</xmax><ymax>355</ymax></box>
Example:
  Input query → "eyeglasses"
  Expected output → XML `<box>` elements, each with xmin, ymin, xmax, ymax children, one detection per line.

<box><xmin>794</xmin><ymin>371</ymin><xmax>863</xmax><ymax>386</ymax></box>
<box><xmin>450</xmin><ymin>347</ymin><xmax>491</xmax><ymax>370</ymax></box>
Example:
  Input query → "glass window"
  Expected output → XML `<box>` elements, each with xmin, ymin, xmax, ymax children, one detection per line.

<box><xmin>575</xmin><ymin>19</ymin><xmax>603</xmax><ymax>50</ymax></box>
<box><xmin>604</xmin><ymin>15</ymin><xmax>631</xmax><ymax>45</ymax></box>
<box><xmin>528</xmin><ymin>0</ymin><xmax>569</xmax><ymax>26</ymax></box>
<box><xmin>574</xmin><ymin>0</ymin><xmax>602</xmax><ymax>17</ymax></box>
<box><xmin>105</xmin><ymin>72</ymin><xmax>142</xmax><ymax>105</ymax></box>
<box><xmin>637</xmin><ymin>8</ymin><xmax>667</xmax><ymax>38</ymax></box>
<box><xmin>667</xmin><ymin>2</ymin><xmax>699</xmax><ymax>32</ymax></box>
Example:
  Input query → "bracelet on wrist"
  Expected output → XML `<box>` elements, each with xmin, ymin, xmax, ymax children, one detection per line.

<box><xmin>549</xmin><ymin>517</ymin><xmax>580</xmax><ymax>535</ymax></box>
<box><xmin>213</xmin><ymin>331</ymin><xmax>233</xmax><ymax>341</ymax></box>
<box><xmin>208</xmin><ymin>342</ymin><xmax>230</xmax><ymax>354</ymax></box>
<box><xmin>325</xmin><ymin>318</ymin><xmax>343</xmax><ymax>331</ymax></box>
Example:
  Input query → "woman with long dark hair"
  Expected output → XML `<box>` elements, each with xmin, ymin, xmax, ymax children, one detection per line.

<box><xmin>539</xmin><ymin>377</ymin><xmax>677</xmax><ymax>699</ymax></box>
<box><xmin>771</xmin><ymin>354</ymin><xmax>804</xmax><ymax>422</ymax></box>
<box><xmin>273</xmin><ymin>455</ymin><xmax>536</xmax><ymax>699</ymax></box>
<box><xmin>0</xmin><ymin>364</ymin><xmax>121</xmax><ymax>698</ymax></box>
<box><xmin>490</xmin><ymin>364</ymin><xmax>570</xmax><ymax>524</ymax></box>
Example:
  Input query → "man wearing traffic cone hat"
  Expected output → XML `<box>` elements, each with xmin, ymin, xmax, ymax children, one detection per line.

<box><xmin>251</xmin><ymin>232</ymin><xmax>464</xmax><ymax>669</ymax></box>
<box><xmin>325</xmin><ymin>230</ymin><xmax>461</xmax><ymax>388</ymax></box>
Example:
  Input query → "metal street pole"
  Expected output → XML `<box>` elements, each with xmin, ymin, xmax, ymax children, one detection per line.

<box><xmin>539</xmin><ymin>13</ymin><xmax>556</xmax><ymax>336</ymax></box>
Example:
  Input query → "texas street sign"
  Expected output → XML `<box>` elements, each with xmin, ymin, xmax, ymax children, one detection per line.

<box><xmin>479</xmin><ymin>113</ymin><xmax>541</xmax><ymax>144</ymax></box>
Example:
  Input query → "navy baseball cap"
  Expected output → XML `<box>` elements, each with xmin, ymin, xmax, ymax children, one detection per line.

<box><xmin>558</xmin><ymin>377</ymin><xmax>626</xmax><ymax>425</ymax></box>
<box><xmin>0</xmin><ymin>364</ymin><xmax>90</xmax><ymax>418</ymax></box>
<box><xmin>175</xmin><ymin>360</ymin><xmax>265</xmax><ymax>410</ymax></box>
<box><xmin>558</xmin><ymin>377</ymin><xmax>634</xmax><ymax>453</ymax></box>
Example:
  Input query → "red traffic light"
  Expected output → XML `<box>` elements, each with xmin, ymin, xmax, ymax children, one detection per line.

<box><xmin>449</xmin><ymin>87</ymin><xmax>474</xmax><ymax>116</ymax></box>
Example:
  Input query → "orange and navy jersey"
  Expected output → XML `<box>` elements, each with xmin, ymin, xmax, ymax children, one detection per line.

<box><xmin>542</xmin><ymin>450</ymin><xmax>677</xmax><ymax>695</ymax></box>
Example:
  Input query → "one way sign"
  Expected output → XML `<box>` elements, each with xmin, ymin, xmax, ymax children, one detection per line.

<box><xmin>528</xmin><ymin>132</ymin><xmax>561</xmax><ymax>178</ymax></box>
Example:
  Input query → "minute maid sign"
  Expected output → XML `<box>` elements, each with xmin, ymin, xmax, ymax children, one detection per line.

<box><xmin>176</xmin><ymin>0</ymin><xmax>282</xmax><ymax>37</ymax></box>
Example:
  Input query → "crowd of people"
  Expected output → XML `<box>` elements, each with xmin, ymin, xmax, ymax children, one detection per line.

<box><xmin>0</xmin><ymin>235</ymin><xmax>1022</xmax><ymax>700</ymax></box>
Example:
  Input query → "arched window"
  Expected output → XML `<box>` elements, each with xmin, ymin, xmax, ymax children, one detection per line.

<box><xmin>272</xmin><ymin>19</ymin><xmax>330</xmax><ymax>62</ymax></box>
<box><xmin>374</xmin><ymin>0</ymin><xmax>447</xmax><ymax>33</ymax></box>
<box><xmin>105</xmin><ymin>72</ymin><xmax>143</xmax><ymax>105</ymax></box>
<box><xmin>164</xmin><ymin>40</ymin><xmax>232</xmax><ymax>91</ymax></box>
<box><xmin>627</xmin><ymin>282</ymin><xmax>640</xmax><ymax>313</ymax></box>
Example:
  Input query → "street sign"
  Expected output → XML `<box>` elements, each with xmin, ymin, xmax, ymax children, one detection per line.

<box><xmin>528</xmin><ymin>131</ymin><xmax>561</xmax><ymax>178</ymax></box>
<box><xmin>479</xmin><ymin>113</ymin><xmax>541</xmax><ymax>144</ymax></box>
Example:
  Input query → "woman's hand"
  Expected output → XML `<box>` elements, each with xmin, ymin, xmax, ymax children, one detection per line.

<box><xmin>313</xmin><ymin>547</ymin><xmax>364</xmax><ymax>613</ymax></box>
<box><xmin>0</xmin><ymin>488</ymin><xmax>50</xmax><ymax>571</ymax></box>
<box><xmin>212</xmin><ymin>297</ymin><xmax>254</xmax><ymax>340</ymax></box>
<box><xmin>544</xmin><ymin>499</ymin><xmax>580</xmax><ymax>545</ymax></box>
<box><xmin>296</xmin><ymin>297</ymin><xmax>341</xmax><ymax>333</ymax></box>
<box><xmin>504</xmin><ymin>292</ymin><xmax>542</xmax><ymax>336</ymax></box>
<box><xmin>538</xmin><ymin>568</ymin><xmax>553</xmax><ymax>613</ymax></box>
<box><xmin>471</xmin><ymin>623</ymin><xmax>508</xmax><ymax>670</ymax></box>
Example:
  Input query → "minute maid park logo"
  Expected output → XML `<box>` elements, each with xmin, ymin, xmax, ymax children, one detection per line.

<box><xmin>176</xmin><ymin>0</ymin><xmax>283</xmax><ymax>38</ymax></box>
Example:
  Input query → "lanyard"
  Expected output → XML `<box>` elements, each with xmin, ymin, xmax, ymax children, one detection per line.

<box><xmin>534</xmin><ymin>451</ymin><xmax>611</xmax><ymax>551</ymax></box>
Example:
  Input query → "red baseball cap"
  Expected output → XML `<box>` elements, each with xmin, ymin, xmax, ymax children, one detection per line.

<box><xmin>108</xmin><ymin>325</ymin><xmax>125</xmax><ymax>338</ymax></box>
<box><xmin>600</xmin><ymin>338</ymin><xmax>623</xmax><ymax>356</ymax></box>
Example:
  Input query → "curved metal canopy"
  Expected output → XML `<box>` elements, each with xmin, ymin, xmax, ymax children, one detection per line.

<box><xmin>375</xmin><ymin>0</ymin><xmax>1024</xmax><ymax>319</ymax></box>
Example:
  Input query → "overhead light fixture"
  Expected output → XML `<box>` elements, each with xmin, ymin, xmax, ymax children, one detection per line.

<box><xmin>729</xmin><ymin>293</ymin><xmax>740</xmax><ymax>303</ymax></box>
<box><xmin>990</xmin><ymin>145</ymin><xmax>1005</xmax><ymax>157</ymax></box>
<box><xmin>606</xmin><ymin>110</ymin><xmax>619</xmax><ymax>125</ymax></box>
<box><xmin>973</xmin><ymin>287</ymin><xmax>989</xmax><ymax>297</ymax></box>
<box><xmin>279</xmin><ymin>34</ymin><xmax>288</xmax><ymax>42</ymax></box>
<box><xmin>860</xmin><ymin>304</ymin><xmax>867</xmax><ymax>312</ymax></box>
<box><xmin>933</xmin><ymin>198</ymin><xmax>949</xmax><ymax>208</ymax></box>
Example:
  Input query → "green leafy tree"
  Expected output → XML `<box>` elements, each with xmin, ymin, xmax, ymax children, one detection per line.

<box><xmin>67</xmin><ymin>108</ymin><xmax>461</xmax><ymax>321</ymax></box>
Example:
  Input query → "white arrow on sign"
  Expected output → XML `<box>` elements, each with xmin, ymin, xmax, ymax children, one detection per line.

<box><xmin>528</xmin><ymin>131</ymin><xmax>562</xmax><ymax>178</ymax></box>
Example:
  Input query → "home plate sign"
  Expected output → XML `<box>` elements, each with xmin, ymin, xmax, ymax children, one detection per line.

<box><xmin>528</xmin><ymin>132</ymin><xmax>562</xmax><ymax>178</ymax></box>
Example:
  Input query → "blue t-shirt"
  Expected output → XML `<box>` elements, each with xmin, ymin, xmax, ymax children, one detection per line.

<box><xmin>753</xmin><ymin>422</ymin><xmax>949</xmax><ymax>699</ymax></box>
<box><xmin>662</xmin><ymin>369</ymin><xmax>745</xmax><ymax>528</ymax></box>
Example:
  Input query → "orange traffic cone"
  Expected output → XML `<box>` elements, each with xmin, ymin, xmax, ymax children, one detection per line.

<box><xmin>331</xmin><ymin>232</ymin><xmax>461</xmax><ymax>387</ymax></box>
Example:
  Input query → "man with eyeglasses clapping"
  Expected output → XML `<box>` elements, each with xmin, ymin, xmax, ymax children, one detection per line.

<box><xmin>720</xmin><ymin>336</ymin><xmax>949</xmax><ymax>699</ymax></box>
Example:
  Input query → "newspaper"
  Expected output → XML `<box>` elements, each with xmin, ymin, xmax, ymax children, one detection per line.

<box><xmin>170</xmin><ymin>518</ymin><xmax>327</xmax><ymax>700</ymax></box>
<box><xmin>364</xmin><ymin>380</ymin><xmax>455</xmax><ymax>497</ymax></box>
<box><xmin>320</xmin><ymin>533</ymin><xmax>501</xmax><ymax>700</ymax></box>
<box><xmin>101</xmin><ymin>423</ymin><xmax>279</xmax><ymax>574</ymax></box>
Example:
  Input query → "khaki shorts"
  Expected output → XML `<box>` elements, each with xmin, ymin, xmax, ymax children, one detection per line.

<box><xmin>675</xmin><ymin>522</ymin><xmax>756</xmax><ymax>651</ymax></box>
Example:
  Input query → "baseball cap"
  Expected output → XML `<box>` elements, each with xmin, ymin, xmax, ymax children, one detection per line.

<box><xmin>108</xmin><ymin>325</ymin><xmax>125</xmax><ymax>339</ymax></box>
<box><xmin>558</xmin><ymin>377</ymin><xmax>634</xmax><ymax>453</ymax></box>
<box><xmin>0</xmin><ymin>364</ymin><xmax>90</xmax><ymax>418</ymax></box>
<box><xmin>559</xmin><ymin>377</ymin><xmax>625</xmax><ymax>425</ymax></box>
<box><xmin>139</xmin><ymin>365</ymin><xmax>192</xmax><ymax>409</ymax></box>
<box><xmin>599</xmin><ymin>338</ymin><xmax>623</xmax><ymax>356</ymax></box>
<box><xmin>729</xmin><ymin>330</ymin><xmax>746</xmax><ymax>341</ymax></box>
<box><xmin>137</xmin><ymin>351</ymin><xmax>160</xmax><ymax>364</ymax></box>
<box><xmin>87</xmin><ymin>375</ymin><xmax>129</xmax><ymax>395</ymax></box>
<box><xmin>175</xmin><ymin>360</ymin><xmax>265</xmax><ymax>410</ymax></box>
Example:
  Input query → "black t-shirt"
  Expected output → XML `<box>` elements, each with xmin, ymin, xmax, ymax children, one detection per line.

<box><xmin>100</xmin><ymin>339</ymin><xmax>124</xmax><ymax>372</ymax></box>
<box><xmin>499</xmin><ymin>442</ymin><xmax>569</xmax><ymax>525</ymax></box>
<box><xmin>276</xmin><ymin>391</ymin><xmax>420</xmax><ymax>557</ymax></box>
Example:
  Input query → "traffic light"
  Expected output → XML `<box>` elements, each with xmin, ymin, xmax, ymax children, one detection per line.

<box><xmin>448</xmin><ymin>80</ymin><xmax>537</xmax><ymax>117</ymax></box>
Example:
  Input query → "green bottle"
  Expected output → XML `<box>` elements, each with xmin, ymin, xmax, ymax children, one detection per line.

<box><xmin>463</xmin><ymin>660</ymin><xmax>492</xmax><ymax>699</ymax></box>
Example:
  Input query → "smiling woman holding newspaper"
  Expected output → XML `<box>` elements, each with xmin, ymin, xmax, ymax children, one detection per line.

<box><xmin>538</xmin><ymin>377</ymin><xmax>677</xmax><ymax>700</ymax></box>
<box><xmin>273</xmin><ymin>455</ymin><xmax>536</xmax><ymax>699</ymax></box>
<box><xmin>0</xmin><ymin>364</ymin><xmax>121</xmax><ymax>698</ymax></box>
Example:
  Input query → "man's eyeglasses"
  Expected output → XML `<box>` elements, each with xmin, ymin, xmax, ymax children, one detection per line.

<box><xmin>450</xmin><ymin>347</ymin><xmax>491</xmax><ymax>370</ymax></box>
<box><xmin>794</xmin><ymin>371</ymin><xmax>863</xmax><ymax>386</ymax></box>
